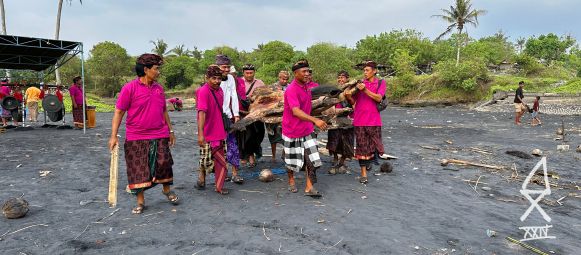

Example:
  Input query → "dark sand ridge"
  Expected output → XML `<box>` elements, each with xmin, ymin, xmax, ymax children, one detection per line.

<box><xmin>1</xmin><ymin>107</ymin><xmax>580</xmax><ymax>254</ymax></box>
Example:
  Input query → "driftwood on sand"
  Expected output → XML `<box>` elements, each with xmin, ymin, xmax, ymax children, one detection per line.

<box><xmin>231</xmin><ymin>83</ymin><xmax>358</xmax><ymax>131</ymax></box>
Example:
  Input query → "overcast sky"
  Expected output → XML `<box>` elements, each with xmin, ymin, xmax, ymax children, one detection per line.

<box><xmin>3</xmin><ymin>0</ymin><xmax>580</xmax><ymax>56</ymax></box>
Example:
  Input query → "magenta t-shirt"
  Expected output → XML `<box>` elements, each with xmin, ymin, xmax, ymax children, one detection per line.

<box><xmin>282</xmin><ymin>80</ymin><xmax>315</xmax><ymax>138</ymax></box>
<box><xmin>68</xmin><ymin>84</ymin><xmax>84</xmax><ymax>105</ymax></box>
<box><xmin>115</xmin><ymin>78</ymin><xmax>170</xmax><ymax>141</ymax></box>
<box><xmin>0</xmin><ymin>86</ymin><xmax>10</xmax><ymax>98</ymax></box>
<box><xmin>353</xmin><ymin>78</ymin><xmax>386</xmax><ymax>127</ymax></box>
<box><xmin>196</xmin><ymin>83</ymin><xmax>227</xmax><ymax>143</ymax></box>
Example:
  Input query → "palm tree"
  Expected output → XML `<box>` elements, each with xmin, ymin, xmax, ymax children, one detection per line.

<box><xmin>169</xmin><ymin>44</ymin><xmax>191</xmax><ymax>57</ymax></box>
<box><xmin>1</xmin><ymin>0</ymin><xmax>10</xmax><ymax>79</ymax></box>
<box><xmin>150</xmin><ymin>39</ymin><xmax>169</xmax><ymax>57</ymax></box>
<box><xmin>432</xmin><ymin>0</ymin><xmax>487</xmax><ymax>66</ymax></box>
<box><xmin>55</xmin><ymin>0</ymin><xmax>82</xmax><ymax>85</ymax></box>
<box><xmin>0</xmin><ymin>0</ymin><xmax>6</xmax><ymax>35</ymax></box>
<box><xmin>516</xmin><ymin>37</ymin><xmax>526</xmax><ymax>54</ymax></box>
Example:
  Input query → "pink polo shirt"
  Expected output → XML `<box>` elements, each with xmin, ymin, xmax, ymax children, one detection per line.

<box><xmin>244</xmin><ymin>79</ymin><xmax>265</xmax><ymax>97</ymax></box>
<box><xmin>69</xmin><ymin>84</ymin><xmax>84</xmax><ymax>106</ymax></box>
<box><xmin>353</xmin><ymin>78</ymin><xmax>386</xmax><ymax>127</ymax></box>
<box><xmin>196</xmin><ymin>83</ymin><xmax>227</xmax><ymax>144</ymax></box>
<box><xmin>116</xmin><ymin>78</ymin><xmax>170</xmax><ymax>141</ymax></box>
<box><xmin>0</xmin><ymin>86</ymin><xmax>10</xmax><ymax>99</ymax></box>
<box><xmin>282</xmin><ymin>79</ymin><xmax>314</xmax><ymax>138</ymax></box>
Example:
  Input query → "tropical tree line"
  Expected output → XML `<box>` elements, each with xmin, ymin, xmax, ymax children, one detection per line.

<box><xmin>1</xmin><ymin>0</ymin><xmax>580</xmax><ymax>99</ymax></box>
<box><xmin>2</xmin><ymin>29</ymin><xmax>580</xmax><ymax>98</ymax></box>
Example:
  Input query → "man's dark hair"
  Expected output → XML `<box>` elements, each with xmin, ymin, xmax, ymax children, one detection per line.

<box><xmin>135</xmin><ymin>54</ymin><xmax>163</xmax><ymax>77</ymax></box>
<box><xmin>536</xmin><ymin>96</ymin><xmax>541</xmax><ymax>100</ymax></box>
<box><xmin>337</xmin><ymin>70</ymin><xmax>349</xmax><ymax>78</ymax></box>
<box><xmin>73</xmin><ymin>76</ymin><xmax>82</xmax><ymax>83</ymax></box>
<box><xmin>135</xmin><ymin>64</ymin><xmax>150</xmax><ymax>77</ymax></box>
<box><xmin>519</xmin><ymin>81</ymin><xmax>525</xmax><ymax>85</ymax></box>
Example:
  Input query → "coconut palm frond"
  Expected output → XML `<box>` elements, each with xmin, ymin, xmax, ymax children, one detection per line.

<box><xmin>435</xmin><ymin>24</ymin><xmax>457</xmax><ymax>41</ymax></box>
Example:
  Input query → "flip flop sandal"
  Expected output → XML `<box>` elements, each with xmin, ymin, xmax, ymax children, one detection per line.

<box><xmin>359</xmin><ymin>176</ymin><xmax>368</xmax><ymax>184</ymax></box>
<box><xmin>288</xmin><ymin>184</ymin><xmax>298</xmax><ymax>193</ymax></box>
<box><xmin>231</xmin><ymin>175</ymin><xmax>244</xmax><ymax>184</ymax></box>
<box><xmin>132</xmin><ymin>204</ymin><xmax>145</xmax><ymax>214</ymax></box>
<box><xmin>304</xmin><ymin>189</ymin><xmax>322</xmax><ymax>198</ymax></box>
<box><xmin>216</xmin><ymin>188</ymin><xmax>230</xmax><ymax>195</ymax></box>
<box><xmin>225</xmin><ymin>176</ymin><xmax>232</xmax><ymax>182</ymax></box>
<box><xmin>162</xmin><ymin>191</ymin><xmax>179</xmax><ymax>204</ymax></box>
<box><xmin>195</xmin><ymin>180</ymin><xmax>206</xmax><ymax>190</ymax></box>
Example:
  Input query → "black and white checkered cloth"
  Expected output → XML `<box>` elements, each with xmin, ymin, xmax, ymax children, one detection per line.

<box><xmin>283</xmin><ymin>133</ymin><xmax>322</xmax><ymax>172</ymax></box>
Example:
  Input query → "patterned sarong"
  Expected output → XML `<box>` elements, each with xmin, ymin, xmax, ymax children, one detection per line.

<box><xmin>226</xmin><ymin>133</ymin><xmax>240</xmax><ymax>168</ymax></box>
<box><xmin>326</xmin><ymin>127</ymin><xmax>354</xmax><ymax>158</ymax></box>
<box><xmin>355</xmin><ymin>126</ymin><xmax>384</xmax><ymax>160</ymax></box>
<box><xmin>283</xmin><ymin>133</ymin><xmax>322</xmax><ymax>173</ymax></box>
<box><xmin>72</xmin><ymin>106</ymin><xmax>85</xmax><ymax>124</ymax></box>
<box><xmin>124</xmin><ymin>138</ymin><xmax>174</xmax><ymax>194</ymax></box>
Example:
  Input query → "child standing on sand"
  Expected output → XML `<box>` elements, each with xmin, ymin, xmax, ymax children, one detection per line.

<box><xmin>532</xmin><ymin>96</ymin><xmax>542</xmax><ymax>126</ymax></box>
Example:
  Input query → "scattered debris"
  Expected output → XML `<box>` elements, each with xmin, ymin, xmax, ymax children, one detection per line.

<box><xmin>576</xmin><ymin>145</ymin><xmax>581</xmax><ymax>153</ymax></box>
<box><xmin>445</xmin><ymin>140</ymin><xmax>453</xmax><ymax>145</ymax></box>
<box><xmin>317</xmin><ymin>219</ymin><xmax>325</xmax><ymax>224</ymax></box>
<box><xmin>2</xmin><ymin>197</ymin><xmax>29</xmax><ymax>219</ymax></box>
<box><xmin>532</xmin><ymin>149</ymin><xmax>543</xmax><ymax>157</ymax></box>
<box><xmin>481</xmin><ymin>187</ymin><xmax>492</xmax><ymax>191</ymax></box>
<box><xmin>39</xmin><ymin>170</ymin><xmax>52</xmax><ymax>177</ymax></box>
<box><xmin>380</xmin><ymin>162</ymin><xmax>393</xmax><ymax>173</ymax></box>
<box><xmin>16</xmin><ymin>164</ymin><xmax>22</xmax><ymax>168</ymax></box>
<box><xmin>0</xmin><ymin>223</ymin><xmax>48</xmax><ymax>241</ymax></box>
<box><xmin>486</xmin><ymin>229</ymin><xmax>496</xmax><ymax>237</ymax></box>
<box><xmin>420</xmin><ymin>145</ymin><xmax>441</xmax><ymax>151</ymax></box>
<box><xmin>469</xmin><ymin>147</ymin><xmax>493</xmax><ymax>155</ymax></box>
<box><xmin>506</xmin><ymin>236</ymin><xmax>550</xmax><ymax>255</ymax></box>
<box><xmin>262</xmin><ymin>222</ymin><xmax>271</xmax><ymax>241</ymax></box>
<box><xmin>506</xmin><ymin>150</ymin><xmax>533</xmax><ymax>159</ymax></box>
<box><xmin>440</xmin><ymin>159</ymin><xmax>505</xmax><ymax>170</ymax></box>
<box><xmin>557</xmin><ymin>145</ymin><xmax>570</xmax><ymax>152</ymax></box>
<box><xmin>79</xmin><ymin>200</ymin><xmax>108</xmax><ymax>206</ymax></box>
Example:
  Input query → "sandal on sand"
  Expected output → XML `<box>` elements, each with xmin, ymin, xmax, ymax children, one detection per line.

<box><xmin>304</xmin><ymin>189</ymin><xmax>322</xmax><ymax>198</ymax></box>
<box><xmin>359</xmin><ymin>176</ymin><xmax>368</xmax><ymax>184</ymax></box>
<box><xmin>132</xmin><ymin>204</ymin><xmax>145</xmax><ymax>214</ymax></box>
<box><xmin>288</xmin><ymin>184</ymin><xmax>298</xmax><ymax>193</ymax></box>
<box><xmin>216</xmin><ymin>188</ymin><xmax>230</xmax><ymax>195</ymax></box>
<box><xmin>232</xmin><ymin>175</ymin><xmax>244</xmax><ymax>184</ymax></box>
<box><xmin>162</xmin><ymin>191</ymin><xmax>179</xmax><ymax>204</ymax></box>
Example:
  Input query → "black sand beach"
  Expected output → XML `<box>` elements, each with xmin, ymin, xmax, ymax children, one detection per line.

<box><xmin>1</xmin><ymin>107</ymin><xmax>580</xmax><ymax>254</ymax></box>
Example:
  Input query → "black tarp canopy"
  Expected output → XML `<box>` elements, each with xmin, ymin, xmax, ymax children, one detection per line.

<box><xmin>0</xmin><ymin>34</ymin><xmax>86</xmax><ymax>133</ymax></box>
<box><xmin>0</xmin><ymin>34</ymin><xmax>82</xmax><ymax>72</ymax></box>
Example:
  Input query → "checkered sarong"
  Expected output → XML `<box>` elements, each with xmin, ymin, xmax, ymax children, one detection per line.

<box><xmin>283</xmin><ymin>133</ymin><xmax>322</xmax><ymax>172</ymax></box>
<box><xmin>199</xmin><ymin>141</ymin><xmax>227</xmax><ymax>174</ymax></box>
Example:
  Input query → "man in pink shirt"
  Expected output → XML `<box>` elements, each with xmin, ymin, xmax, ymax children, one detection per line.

<box><xmin>327</xmin><ymin>71</ymin><xmax>355</xmax><ymax>174</ymax></box>
<box><xmin>0</xmin><ymin>79</ymin><xmax>12</xmax><ymax>126</ymax></box>
<box><xmin>108</xmin><ymin>54</ymin><xmax>178</xmax><ymax>214</ymax></box>
<box><xmin>196</xmin><ymin>65</ymin><xmax>230</xmax><ymax>195</ymax></box>
<box><xmin>69</xmin><ymin>76</ymin><xmax>86</xmax><ymax>128</ymax></box>
<box><xmin>282</xmin><ymin>60</ymin><xmax>327</xmax><ymax>198</ymax></box>
<box><xmin>239</xmin><ymin>63</ymin><xmax>266</xmax><ymax>168</ymax></box>
<box><xmin>345</xmin><ymin>61</ymin><xmax>386</xmax><ymax>184</ymax></box>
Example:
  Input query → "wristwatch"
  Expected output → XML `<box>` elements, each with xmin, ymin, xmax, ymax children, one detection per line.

<box><xmin>169</xmin><ymin>130</ymin><xmax>175</xmax><ymax>134</ymax></box>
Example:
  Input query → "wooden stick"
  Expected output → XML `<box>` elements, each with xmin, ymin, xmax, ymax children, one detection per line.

<box><xmin>0</xmin><ymin>223</ymin><xmax>48</xmax><ymax>241</ymax></box>
<box><xmin>262</xmin><ymin>222</ymin><xmax>271</xmax><ymax>241</ymax></box>
<box><xmin>420</xmin><ymin>145</ymin><xmax>441</xmax><ymax>151</ymax></box>
<box><xmin>440</xmin><ymin>159</ymin><xmax>505</xmax><ymax>170</ymax></box>
<box><xmin>108</xmin><ymin>144</ymin><xmax>119</xmax><ymax>208</ymax></box>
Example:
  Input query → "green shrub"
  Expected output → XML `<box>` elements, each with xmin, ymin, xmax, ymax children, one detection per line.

<box><xmin>434</xmin><ymin>60</ymin><xmax>488</xmax><ymax>91</ymax></box>
<box><xmin>552</xmin><ymin>79</ymin><xmax>581</xmax><ymax>94</ymax></box>
<box><xmin>513</xmin><ymin>54</ymin><xmax>544</xmax><ymax>76</ymax></box>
